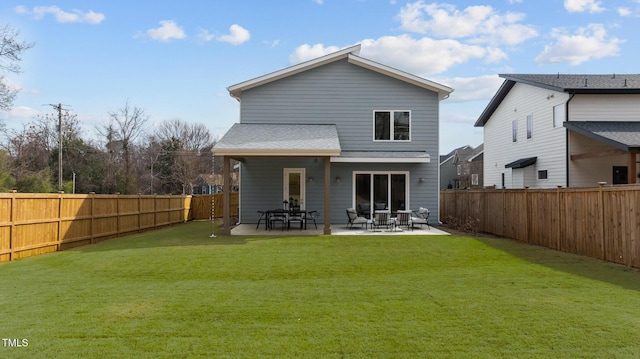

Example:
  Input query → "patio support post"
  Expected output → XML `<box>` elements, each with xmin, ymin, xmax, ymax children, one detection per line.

<box><xmin>222</xmin><ymin>155</ymin><xmax>231</xmax><ymax>235</ymax></box>
<box><xmin>324</xmin><ymin>156</ymin><xmax>331</xmax><ymax>234</ymax></box>
<box><xmin>629</xmin><ymin>152</ymin><xmax>637</xmax><ymax>184</ymax></box>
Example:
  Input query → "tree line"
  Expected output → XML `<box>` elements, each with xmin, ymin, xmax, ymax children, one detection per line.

<box><xmin>0</xmin><ymin>103</ymin><xmax>220</xmax><ymax>194</ymax></box>
<box><xmin>0</xmin><ymin>24</ymin><xmax>219</xmax><ymax>194</ymax></box>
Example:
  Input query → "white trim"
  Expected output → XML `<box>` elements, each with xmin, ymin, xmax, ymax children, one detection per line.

<box><xmin>352</xmin><ymin>171</ymin><xmax>410</xmax><ymax>215</ymax></box>
<box><xmin>347</xmin><ymin>55</ymin><xmax>453</xmax><ymax>100</ymax></box>
<box><xmin>227</xmin><ymin>45</ymin><xmax>361</xmax><ymax>99</ymax></box>
<box><xmin>213</xmin><ymin>149</ymin><xmax>341</xmax><ymax>157</ymax></box>
<box><xmin>331</xmin><ymin>156</ymin><xmax>429</xmax><ymax>163</ymax></box>
<box><xmin>372</xmin><ymin>110</ymin><xmax>412</xmax><ymax>142</ymax></box>
<box><xmin>283</xmin><ymin>168</ymin><xmax>306</xmax><ymax>210</ymax></box>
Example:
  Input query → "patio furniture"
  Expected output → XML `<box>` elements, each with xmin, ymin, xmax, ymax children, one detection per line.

<box><xmin>357</xmin><ymin>203</ymin><xmax>370</xmax><ymax>218</ymax></box>
<box><xmin>395</xmin><ymin>210</ymin><xmax>412</xmax><ymax>231</ymax></box>
<box><xmin>287</xmin><ymin>209</ymin><xmax>305</xmax><ymax>230</ymax></box>
<box><xmin>256</xmin><ymin>210</ymin><xmax>267</xmax><ymax>230</ymax></box>
<box><xmin>306</xmin><ymin>210</ymin><xmax>318</xmax><ymax>230</ymax></box>
<box><xmin>269</xmin><ymin>209</ymin><xmax>287</xmax><ymax>231</ymax></box>
<box><xmin>411</xmin><ymin>207</ymin><xmax>430</xmax><ymax>230</ymax></box>
<box><xmin>372</xmin><ymin>210</ymin><xmax>394</xmax><ymax>231</ymax></box>
<box><xmin>346</xmin><ymin>208</ymin><xmax>368</xmax><ymax>229</ymax></box>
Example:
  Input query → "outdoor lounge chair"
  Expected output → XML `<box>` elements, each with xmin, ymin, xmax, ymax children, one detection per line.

<box><xmin>411</xmin><ymin>207</ymin><xmax>430</xmax><ymax>230</ymax></box>
<box><xmin>395</xmin><ymin>210</ymin><xmax>412</xmax><ymax>230</ymax></box>
<box><xmin>346</xmin><ymin>208</ymin><xmax>368</xmax><ymax>229</ymax></box>
<box><xmin>372</xmin><ymin>210</ymin><xmax>393</xmax><ymax>231</ymax></box>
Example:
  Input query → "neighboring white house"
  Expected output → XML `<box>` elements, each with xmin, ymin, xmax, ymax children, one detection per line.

<box><xmin>475</xmin><ymin>74</ymin><xmax>640</xmax><ymax>188</ymax></box>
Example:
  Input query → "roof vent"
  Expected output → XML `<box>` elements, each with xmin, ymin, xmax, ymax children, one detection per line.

<box><xmin>612</xmin><ymin>73</ymin><xmax>616</xmax><ymax>79</ymax></box>
<box><xmin>584</xmin><ymin>78</ymin><xmax>588</xmax><ymax>87</ymax></box>
<box><xmin>624</xmin><ymin>78</ymin><xmax>628</xmax><ymax>87</ymax></box>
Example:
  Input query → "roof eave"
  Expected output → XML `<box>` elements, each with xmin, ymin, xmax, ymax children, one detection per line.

<box><xmin>227</xmin><ymin>44</ymin><xmax>362</xmax><ymax>100</ymax></box>
<box><xmin>474</xmin><ymin>79</ymin><xmax>515</xmax><ymax>127</ymax></box>
<box><xmin>211</xmin><ymin>149</ymin><xmax>341</xmax><ymax>157</ymax></box>
<box><xmin>347</xmin><ymin>54</ymin><xmax>453</xmax><ymax>100</ymax></box>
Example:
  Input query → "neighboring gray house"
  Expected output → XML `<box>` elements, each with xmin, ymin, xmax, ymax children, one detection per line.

<box><xmin>453</xmin><ymin>144</ymin><xmax>484</xmax><ymax>189</ymax></box>
<box><xmin>439</xmin><ymin>145</ymin><xmax>470</xmax><ymax>189</ymax></box>
<box><xmin>213</xmin><ymin>45</ymin><xmax>453</xmax><ymax>234</ymax></box>
<box><xmin>476</xmin><ymin>74</ymin><xmax>640</xmax><ymax>189</ymax></box>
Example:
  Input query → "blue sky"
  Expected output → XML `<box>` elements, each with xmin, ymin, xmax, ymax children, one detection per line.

<box><xmin>1</xmin><ymin>0</ymin><xmax>638</xmax><ymax>154</ymax></box>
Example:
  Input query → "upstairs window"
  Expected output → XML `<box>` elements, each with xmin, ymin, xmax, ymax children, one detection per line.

<box><xmin>374</xmin><ymin>111</ymin><xmax>411</xmax><ymax>141</ymax></box>
<box><xmin>512</xmin><ymin>120</ymin><xmax>518</xmax><ymax>142</ymax></box>
<box><xmin>553</xmin><ymin>104</ymin><xmax>565</xmax><ymax>128</ymax></box>
<box><xmin>527</xmin><ymin>114</ymin><xmax>533</xmax><ymax>139</ymax></box>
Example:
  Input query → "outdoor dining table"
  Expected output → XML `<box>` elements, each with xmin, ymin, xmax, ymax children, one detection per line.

<box><xmin>264</xmin><ymin>208</ymin><xmax>308</xmax><ymax>230</ymax></box>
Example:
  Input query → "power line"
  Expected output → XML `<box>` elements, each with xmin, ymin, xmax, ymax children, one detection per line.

<box><xmin>45</xmin><ymin>103</ymin><xmax>71</xmax><ymax>191</ymax></box>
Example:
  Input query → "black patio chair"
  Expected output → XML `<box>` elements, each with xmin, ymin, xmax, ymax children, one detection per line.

<box><xmin>306</xmin><ymin>210</ymin><xmax>318</xmax><ymax>230</ymax></box>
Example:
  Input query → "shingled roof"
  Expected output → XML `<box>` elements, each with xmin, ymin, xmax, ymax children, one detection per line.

<box><xmin>475</xmin><ymin>74</ymin><xmax>640</xmax><ymax>127</ymax></box>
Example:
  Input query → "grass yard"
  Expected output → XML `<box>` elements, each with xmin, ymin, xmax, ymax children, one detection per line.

<box><xmin>1</xmin><ymin>221</ymin><xmax>639</xmax><ymax>358</ymax></box>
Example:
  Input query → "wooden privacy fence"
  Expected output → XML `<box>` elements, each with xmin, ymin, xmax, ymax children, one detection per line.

<box><xmin>0</xmin><ymin>192</ymin><xmax>192</xmax><ymax>262</ymax></box>
<box><xmin>440</xmin><ymin>185</ymin><xmax>640</xmax><ymax>268</ymax></box>
<box><xmin>190</xmin><ymin>193</ymin><xmax>239</xmax><ymax>220</ymax></box>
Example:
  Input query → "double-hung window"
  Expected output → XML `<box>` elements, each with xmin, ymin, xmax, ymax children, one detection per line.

<box><xmin>374</xmin><ymin>111</ymin><xmax>411</xmax><ymax>141</ymax></box>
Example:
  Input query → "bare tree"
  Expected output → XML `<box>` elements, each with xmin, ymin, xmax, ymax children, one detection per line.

<box><xmin>97</xmin><ymin>100</ymin><xmax>149</xmax><ymax>194</ymax></box>
<box><xmin>150</xmin><ymin>118</ymin><xmax>214</xmax><ymax>194</ymax></box>
<box><xmin>0</xmin><ymin>24</ymin><xmax>34</xmax><ymax>111</ymax></box>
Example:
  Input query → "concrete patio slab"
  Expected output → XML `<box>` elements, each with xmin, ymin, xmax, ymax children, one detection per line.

<box><xmin>230</xmin><ymin>223</ymin><xmax>450</xmax><ymax>236</ymax></box>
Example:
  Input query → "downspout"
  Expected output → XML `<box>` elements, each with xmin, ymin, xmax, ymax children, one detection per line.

<box><xmin>565</xmin><ymin>93</ymin><xmax>575</xmax><ymax>188</ymax></box>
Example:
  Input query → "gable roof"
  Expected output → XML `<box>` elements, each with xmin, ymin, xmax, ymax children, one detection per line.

<box><xmin>227</xmin><ymin>44</ymin><xmax>453</xmax><ymax>100</ymax></box>
<box><xmin>439</xmin><ymin>145</ymin><xmax>471</xmax><ymax>165</ymax></box>
<box><xmin>475</xmin><ymin>74</ymin><xmax>640</xmax><ymax>127</ymax></box>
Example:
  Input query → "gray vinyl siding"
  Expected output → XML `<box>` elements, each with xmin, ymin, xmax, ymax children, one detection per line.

<box><xmin>237</xmin><ymin>58</ymin><xmax>441</xmax><ymax>226</ymax></box>
<box><xmin>240</xmin><ymin>59</ymin><xmax>439</xmax><ymax>153</ymax></box>
<box><xmin>239</xmin><ymin>159</ymin><xmax>439</xmax><ymax>226</ymax></box>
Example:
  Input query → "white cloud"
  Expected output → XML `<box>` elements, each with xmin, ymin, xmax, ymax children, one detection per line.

<box><xmin>508</xmin><ymin>0</ymin><xmax>524</xmax><ymax>3</ymax></box>
<box><xmin>197</xmin><ymin>29</ymin><xmax>215</xmax><ymax>42</ymax></box>
<box><xmin>15</xmin><ymin>5</ymin><xmax>105</xmax><ymax>24</ymax></box>
<box><xmin>617</xmin><ymin>7</ymin><xmax>632</xmax><ymax>16</ymax></box>
<box><xmin>564</xmin><ymin>0</ymin><xmax>605</xmax><ymax>13</ymax></box>
<box><xmin>360</xmin><ymin>36</ymin><xmax>495</xmax><ymax>75</ymax></box>
<box><xmin>314</xmin><ymin>0</ymin><xmax>324</xmax><ymax>4</ymax></box>
<box><xmin>291</xmin><ymin>36</ymin><xmax>508</xmax><ymax>75</ymax></box>
<box><xmin>396</xmin><ymin>2</ymin><xmax>537</xmax><ymax>46</ymax></box>
<box><xmin>146</xmin><ymin>20</ymin><xmax>186</xmax><ymax>42</ymax></box>
<box><xmin>535</xmin><ymin>24</ymin><xmax>623</xmax><ymax>65</ymax></box>
<box><xmin>433</xmin><ymin>75</ymin><xmax>505</xmax><ymax>103</ymax></box>
<box><xmin>289</xmin><ymin>44</ymin><xmax>342</xmax><ymax>63</ymax></box>
<box><xmin>217</xmin><ymin>24</ymin><xmax>251</xmax><ymax>45</ymax></box>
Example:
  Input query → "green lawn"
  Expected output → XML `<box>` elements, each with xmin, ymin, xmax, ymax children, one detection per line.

<box><xmin>1</xmin><ymin>221</ymin><xmax>639</xmax><ymax>358</ymax></box>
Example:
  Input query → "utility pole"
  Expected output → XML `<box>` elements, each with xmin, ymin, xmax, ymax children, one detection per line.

<box><xmin>48</xmin><ymin>103</ymin><xmax>70</xmax><ymax>191</ymax></box>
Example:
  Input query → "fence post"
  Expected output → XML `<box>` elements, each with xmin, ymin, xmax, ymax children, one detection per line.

<box><xmin>90</xmin><ymin>192</ymin><xmax>95</xmax><ymax>244</ymax></box>
<box><xmin>57</xmin><ymin>191</ymin><xmax>64</xmax><ymax>251</ymax></box>
<box><xmin>9</xmin><ymin>190</ymin><xmax>16</xmax><ymax>261</ymax></box>
<box><xmin>524</xmin><ymin>186</ymin><xmax>530</xmax><ymax>243</ymax></box>
<box><xmin>598</xmin><ymin>182</ymin><xmax>606</xmax><ymax>260</ymax></box>
<box><xmin>556</xmin><ymin>186</ymin><xmax>562</xmax><ymax>250</ymax></box>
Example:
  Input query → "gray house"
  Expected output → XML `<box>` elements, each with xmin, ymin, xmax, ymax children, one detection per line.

<box><xmin>213</xmin><ymin>45</ymin><xmax>453</xmax><ymax>234</ymax></box>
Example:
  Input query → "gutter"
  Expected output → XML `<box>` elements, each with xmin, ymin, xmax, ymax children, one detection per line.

<box><xmin>565</xmin><ymin>93</ymin><xmax>575</xmax><ymax>188</ymax></box>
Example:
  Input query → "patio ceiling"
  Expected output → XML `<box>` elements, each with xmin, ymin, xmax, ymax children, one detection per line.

<box><xmin>564</xmin><ymin>121</ymin><xmax>640</xmax><ymax>152</ymax></box>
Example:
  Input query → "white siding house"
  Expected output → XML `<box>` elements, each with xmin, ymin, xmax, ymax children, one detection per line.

<box><xmin>476</xmin><ymin>74</ymin><xmax>640</xmax><ymax>188</ymax></box>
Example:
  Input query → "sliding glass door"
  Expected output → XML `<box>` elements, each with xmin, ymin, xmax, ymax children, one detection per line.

<box><xmin>354</xmin><ymin>172</ymin><xmax>408</xmax><ymax>218</ymax></box>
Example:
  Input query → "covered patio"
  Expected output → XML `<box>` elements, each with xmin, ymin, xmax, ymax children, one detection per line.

<box><xmin>230</xmin><ymin>223</ymin><xmax>450</xmax><ymax>236</ymax></box>
<box><xmin>213</xmin><ymin>123</ymin><xmax>342</xmax><ymax>235</ymax></box>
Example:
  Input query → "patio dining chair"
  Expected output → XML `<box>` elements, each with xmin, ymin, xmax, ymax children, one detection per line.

<box><xmin>269</xmin><ymin>210</ymin><xmax>287</xmax><ymax>231</ymax></box>
<box><xmin>306</xmin><ymin>210</ymin><xmax>318</xmax><ymax>230</ymax></box>
<box><xmin>346</xmin><ymin>208</ymin><xmax>368</xmax><ymax>229</ymax></box>
<box><xmin>256</xmin><ymin>210</ymin><xmax>267</xmax><ymax>230</ymax></box>
<box><xmin>287</xmin><ymin>209</ymin><xmax>304</xmax><ymax>230</ymax></box>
